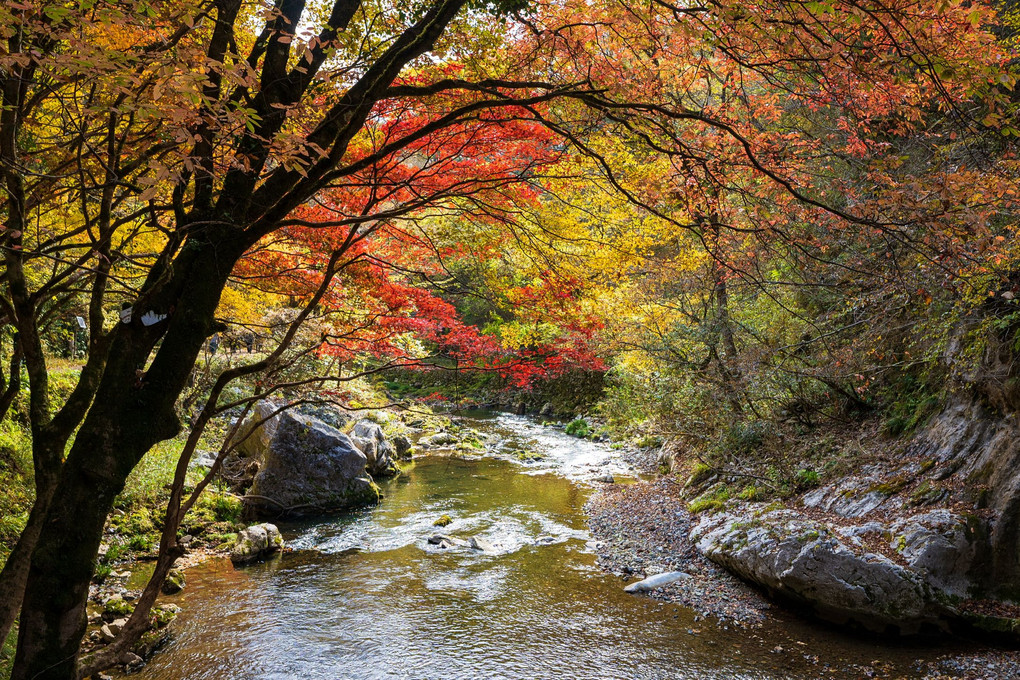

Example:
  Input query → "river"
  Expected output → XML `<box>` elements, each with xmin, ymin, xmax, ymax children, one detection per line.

<box><xmin>131</xmin><ymin>412</ymin><xmax>965</xmax><ymax>679</ymax></box>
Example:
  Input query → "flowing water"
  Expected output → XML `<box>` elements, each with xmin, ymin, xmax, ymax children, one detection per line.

<box><xmin>133</xmin><ymin>412</ymin><xmax>964</xmax><ymax>679</ymax></box>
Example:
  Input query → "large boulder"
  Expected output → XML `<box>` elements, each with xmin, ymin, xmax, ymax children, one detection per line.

<box><xmin>692</xmin><ymin>507</ymin><xmax>957</xmax><ymax>634</ymax></box>
<box><xmin>237</xmin><ymin>403</ymin><xmax>380</xmax><ymax>518</ymax></box>
<box><xmin>350</xmin><ymin>419</ymin><xmax>399</xmax><ymax>477</ymax></box>
<box><xmin>230</xmin><ymin>523</ymin><xmax>285</xmax><ymax>564</ymax></box>
<box><xmin>295</xmin><ymin>402</ymin><xmax>353</xmax><ymax>430</ymax></box>
<box><xmin>230</xmin><ymin>400</ymin><xmax>282</xmax><ymax>459</ymax></box>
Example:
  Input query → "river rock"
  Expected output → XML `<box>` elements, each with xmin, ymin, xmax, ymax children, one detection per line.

<box><xmin>101</xmin><ymin>618</ymin><xmax>128</xmax><ymax>643</ymax></box>
<box><xmin>422</xmin><ymin>432</ymin><xmax>457</xmax><ymax>448</ymax></box>
<box><xmin>120</xmin><ymin>651</ymin><xmax>144</xmax><ymax>669</ymax></box>
<box><xmin>296</xmin><ymin>402</ymin><xmax>352</xmax><ymax>429</ymax></box>
<box><xmin>230</xmin><ymin>399</ymin><xmax>282</xmax><ymax>459</ymax></box>
<box><xmin>350</xmin><ymin>419</ymin><xmax>398</xmax><ymax>477</ymax></box>
<box><xmin>161</xmin><ymin>568</ymin><xmax>185</xmax><ymax>595</ymax></box>
<box><xmin>886</xmin><ymin>510</ymin><xmax>983</xmax><ymax>599</ymax></box>
<box><xmin>692</xmin><ymin>507</ymin><xmax>955</xmax><ymax>633</ymax></box>
<box><xmin>392</xmin><ymin>434</ymin><xmax>413</xmax><ymax>460</ymax></box>
<box><xmin>237</xmin><ymin>402</ymin><xmax>380</xmax><ymax>517</ymax></box>
<box><xmin>230</xmin><ymin>523</ymin><xmax>285</xmax><ymax>565</ymax></box>
<box><xmin>624</xmin><ymin>571</ymin><xmax>692</xmax><ymax>593</ymax></box>
<box><xmin>467</xmin><ymin>536</ymin><xmax>496</xmax><ymax>553</ymax></box>
<box><xmin>428</xmin><ymin>534</ymin><xmax>468</xmax><ymax>549</ymax></box>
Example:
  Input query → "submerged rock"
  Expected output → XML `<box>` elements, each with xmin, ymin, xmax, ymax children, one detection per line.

<box><xmin>467</xmin><ymin>536</ymin><xmax>496</xmax><ymax>553</ymax></box>
<box><xmin>230</xmin><ymin>523</ymin><xmax>285</xmax><ymax>565</ymax></box>
<box><xmin>422</xmin><ymin>432</ymin><xmax>457</xmax><ymax>448</ymax></box>
<box><xmin>623</xmin><ymin>571</ymin><xmax>692</xmax><ymax>593</ymax></box>
<box><xmin>235</xmin><ymin>402</ymin><xmax>381</xmax><ymax>518</ymax></box>
<box><xmin>427</xmin><ymin>534</ymin><xmax>467</xmax><ymax>549</ymax></box>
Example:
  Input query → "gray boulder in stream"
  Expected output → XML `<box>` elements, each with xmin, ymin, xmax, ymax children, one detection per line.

<box><xmin>236</xmin><ymin>401</ymin><xmax>380</xmax><ymax>518</ymax></box>
<box><xmin>230</xmin><ymin>523</ymin><xmax>284</xmax><ymax>564</ymax></box>
<box><xmin>692</xmin><ymin>507</ymin><xmax>962</xmax><ymax>633</ymax></box>
<box><xmin>350</xmin><ymin>419</ymin><xmax>399</xmax><ymax>477</ymax></box>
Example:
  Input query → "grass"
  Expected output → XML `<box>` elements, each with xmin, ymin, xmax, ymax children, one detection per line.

<box><xmin>0</xmin><ymin>421</ymin><xmax>33</xmax><ymax>570</ymax></box>
<box><xmin>1</xmin><ymin>623</ymin><xmax>16</xmax><ymax>678</ymax></box>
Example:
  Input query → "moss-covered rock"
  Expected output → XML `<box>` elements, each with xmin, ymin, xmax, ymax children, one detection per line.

<box><xmin>230</xmin><ymin>523</ymin><xmax>285</xmax><ymax>565</ymax></box>
<box><xmin>161</xmin><ymin>568</ymin><xmax>186</xmax><ymax>595</ymax></box>
<box><xmin>102</xmin><ymin>595</ymin><xmax>133</xmax><ymax>621</ymax></box>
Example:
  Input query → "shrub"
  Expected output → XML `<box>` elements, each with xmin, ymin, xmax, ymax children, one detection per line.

<box><xmin>794</xmin><ymin>468</ymin><xmax>820</xmax><ymax>490</ymax></box>
<box><xmin>565</xmin><ymin>418</ymin><xmax>591</xmax><ymax>438</ymax></box>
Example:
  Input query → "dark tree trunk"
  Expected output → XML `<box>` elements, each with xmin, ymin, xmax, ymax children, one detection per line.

<box><xmin>10</xmin><ymin>238</ymin><xmax>239</xmax><ymax>680</ymax></box>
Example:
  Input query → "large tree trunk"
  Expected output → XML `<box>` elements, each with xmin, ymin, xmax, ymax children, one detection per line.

<box><xmin>0</xmin><ymin>463</ymin><xmax>58</xmax><ymax>656</ymax></box>
<box><xmin>10</xmin><ymin>238</ymin><xmax>237</xmax><ymax>680</ymax></box>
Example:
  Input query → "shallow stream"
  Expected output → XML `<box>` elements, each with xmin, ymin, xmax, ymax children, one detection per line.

<box><xmin>133</xmin><ymin>412</ymin><xmax>966</xmax><ymax>679</ymax></box>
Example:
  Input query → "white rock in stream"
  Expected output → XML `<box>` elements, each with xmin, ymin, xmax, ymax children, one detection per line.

<box><xmin>467</xmin><ymin>536</ymin><xmax>496</xmax><ymax>553</ymax></box>
<box><xmin>624</xmin><ymin>571</ymin><xmax>692</xmax><ymax>593</ymax></box>
<box><xmin>428</xmin><ymin>534</ymin><xmax>468</xmax><ymax>549</ymax></box>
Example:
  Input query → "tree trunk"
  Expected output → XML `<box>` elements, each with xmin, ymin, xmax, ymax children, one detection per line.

<box><xmin>10</xmin><ymin>238</ymin><xmax>237</xmax><ymax>680</ymax></box>
<box><xmin>0</xmin><ymin>471</ymin><xmax>55</xmax><ymax>654</ymax></box>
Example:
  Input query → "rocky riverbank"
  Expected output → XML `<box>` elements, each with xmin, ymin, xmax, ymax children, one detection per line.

<box><xmin>587</xmin><ymin>477</ymin><xmax>770</xmax><ymax>626</ymax></box>
<box><xmin>588</xmin><ymin>476</ymin><xmax>1020</xmax><ymax>679</ymax></box>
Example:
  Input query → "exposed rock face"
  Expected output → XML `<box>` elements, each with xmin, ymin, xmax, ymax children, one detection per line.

<box><xmin>681</xmin><ymin>316</ymin><xmax>1020</xmax><ymax>635</ymax></box>
<box><xmin>350</xmin><ymin>419</ymin><xmax>398</xmax><ymax>477</ymax></box>
<box><xmin>230</xmin><ymin>523</ymin><xmax>285</xmax><ymax>564</ymax></box>
<box><xmin>692</xmin><ymin>508</ymin><xmax>959</xmax><ymax>633</ymax></box>
<box><xmin>235</xmin><ymin>402</ymin><xmax>380</xmax><ymax>518</ymax></box>
<box><xmin>911</xmin><ymin>397</ymin><xmax>1019</xmax><ymax>595</ymax></box>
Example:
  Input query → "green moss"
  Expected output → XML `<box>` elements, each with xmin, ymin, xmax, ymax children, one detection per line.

<box><xmin>908</xmin><ymin>480</ymin><xmax>947</xmax><ymax>507</ymax></box>
<box><xmin>686</xmin><ymin>462</ymin><xmax>715</xmax><ymax>488</ymax></box>
<box><xmin>103</xmin><ymin>596</ymin><xmax>133</xmax><ymax>619</ymax></box>
<box><xmin>152</xmin><ymin>604</ymin><xmax>180</xmax><ymax>628</ymax></box>
<box><xmin>688</xmin><ymin>484</ymin><xmax>731</xmax><ymax>514</ymax></box>
<box><xmin>514</xmin><ymin>449</ymin><xmax>544</xmax><ymax>462</ymax></box>
<box><xmin>209</xmin><ymin>532</ymin><xmax>238</xmax><ymax>550</ymax></box>
<box><xmin>737</xmin><ymin>485</ymin><xmax>767</xmax><ymax>501</ymax></box>
<box><xmin>162</xmin><ymin>568</ymin><xmax>186</xmax><ymax>595</ymax></box>
<box><xmin>433</xmin><ymin>514</ymin><xmax>452</xmax><ymax>527</ymax></box>
<box><xmin>867</xmin><ymin>476</ymin><xmax>909</xmax><ymax>497</ymax></box>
